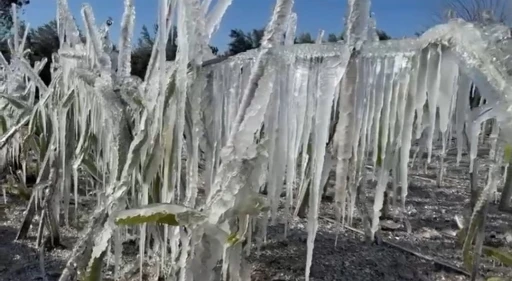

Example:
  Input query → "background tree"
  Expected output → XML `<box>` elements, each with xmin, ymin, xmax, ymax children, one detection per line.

<box><xmin>439</xmin><ymin>0</ymin><xmax>511</xmax><ymax>24</ymax></box>
<box><xmin>376</xmin><ymin>30</ymin><xmax>391</xmax><ymax>40</ymax></box>
<box><xmin>328</xmin><ymin>29</ymin><xmax>390</xmax><ymax>42</ymax></box>
<box><xmin>210</xmin><ymin>45</ymin><xmax>219</xmax><ymax>55</ymax></box>
<box><xmin>226</xmin><ymin>28</ymin><xmax>391</xmax><ymax>56</ymax></box>
<box><xmin>130</xmin><ymin>24</ymin><xmax>172</xmax><ymax>78</ymax></box>
<box><xmin>130</xmin><ymin>24</ymin><xmax>218</xmax><ymax>78</ymax></box>
<box><xmin>226</xmin><ymin>28</ymin><xmax>264</xmax><ymax>55</ymax></box>
<box><xmin>327</xmin><ymin>33</ymin><xmax>342</xmax><ymax>42</ymax></box>
<box><xmin>295</xmin><ymin>32</ymin><xmax>314</xmax><ymax>44</ymax></box>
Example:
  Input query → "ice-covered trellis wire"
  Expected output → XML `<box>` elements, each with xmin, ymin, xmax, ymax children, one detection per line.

<box><xmin>1</xmin><ymin>0</ymin><xmax>512</xmax><ymax>280</ymax></box>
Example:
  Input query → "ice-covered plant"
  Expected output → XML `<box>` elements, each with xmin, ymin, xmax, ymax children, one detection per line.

<box><xmin>1</xmin><ymin>0</ymin><xmax>512</xmax><ymax>280</ymax></box>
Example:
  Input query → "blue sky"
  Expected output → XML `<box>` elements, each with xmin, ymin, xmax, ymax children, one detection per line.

<box><xmin>21</xmin><ymin>0</ymin><xmax>441</xmax><ymax>51</ymax></box>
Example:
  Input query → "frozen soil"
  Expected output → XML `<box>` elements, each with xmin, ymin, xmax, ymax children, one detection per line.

<box><xmin>0</xmin><ymin>143</ymin><xmax>512</xmax><ymax>281</ymax></box>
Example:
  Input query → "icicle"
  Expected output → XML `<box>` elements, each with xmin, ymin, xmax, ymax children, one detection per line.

<box><xmin>468</xmin><ymin>127</ymin><xmax>479</xmax><ymax>172</ymax></box>
<box><xmin>425</xmin><ymin>45</ymin><xmax>441</xmax><ymax>162</ymax></box>
<box><xmin>174</xmin><ymin>0</ymin><xmax>192</xmax><ymax>204</ymax></box>
<box><xmin>399</xmin><ymin>54</ymin><xmax>419</xmax><ymax>207</ymax></box>
<box><xmin>391</xmin><ymin>60</ymin><xmax>411</xmax><ymax>206</ymax></box>
<box><xmin>394</xmin><ymin>57</ymin><xmax>412</xmax><ymax>149</ymax></box>
<box><xmin>371</xmin><ymin>143</ymin><xmax>392</xmax><ymax>239</ymax></box>
<box><xmin>371</xmin><ymin>61</ymin><xmax>411</xmax><ymax>240</ymax></box>
<box><xmin>371</xmin><ymin>57</ymin><xmax>391</xmax><ymax>166</ymax></box>
<box><xmin>266</xmin><ymin>71</ymin><xmax>285</xmax><ymax>224</ymax></box>
<box><xmin>350</xmin><ymin>57</ymin><xmax>373</xmax><ymax>223</ymax></box>
<box><xmin>456</xmin><ymin>74</ymin><xmax>472</xmax><ymax>164</ymax></box>
<box><xmin>414</xmin><ymin>48</ymin><xmax>429</xmax><ymax>140</ymax></box>
<box><xmin>292</xmin><ymin>58</ymin><xmax>310</xmax><ymax>160</ymax></box>
<box><xmin>305</xmin><ymin>51</ymin><xmax>350</xmax><ymax>281</ymax></box>
<box><xmin>362</xmin><ymin>58</ymin><xmax>377</xmax><ymax>166</ymax></box>
<box><xmin>295</xmin><ymin>60</ymin><xmax>318</xmax><ymax>215</ymax></box>
<box><xmin>349</xmin><ymin>57</ymin><xmax>366</xmax><ymax>169</ymax></box>
<box><xmin>316</xmin><ymin>30</ymin><xmax>325</xmax><ymax>43</ymax></box>
<box><xmin>284</xmin><ymin>60</ymin><xmax>299</xmax><ymax>237</ymax></box>
<box><xmin>380</xmin><ymin>55</ymin><xmax>401</xmax><ymax>164</ymax></box>
<box><xmin>437</xmin><ymin>48</ymin><xmax>459</xmax><ymax>135</ymax></box>
<box><xmin>334</xmin><ymin>55</ymin><xmax>357</xmax><ymax>230</ymax></box>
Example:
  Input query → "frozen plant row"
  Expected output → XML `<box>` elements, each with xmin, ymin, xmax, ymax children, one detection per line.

<box><xmin>0</xmin><ymin>0</ymin><xmax>511</xmax><ymax>280</ymax></box>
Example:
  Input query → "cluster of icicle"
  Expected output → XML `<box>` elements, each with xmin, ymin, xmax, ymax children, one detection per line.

<box><xmin>1</xmin><ymin>0</ymin><xmax>512</xmax><ymax>280</ymax></box>
<box><xmin>201</xmin><ymin>4</ymin><xmax>512</xmax><ymax>281</ymax></box>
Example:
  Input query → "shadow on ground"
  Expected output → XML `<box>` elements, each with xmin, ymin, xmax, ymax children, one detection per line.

<box><xmin>249</xmin><ymin>224</ymin><xmax>439</xmax><ymax>281</ymax></box>
<box><xmin>0</xmin><ymin>200</ymin><xmax>70</xmax><ymax>281</ymax></box>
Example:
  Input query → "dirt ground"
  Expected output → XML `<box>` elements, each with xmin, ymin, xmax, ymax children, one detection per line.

<box><xmin>0</xmin><ymin>141</ymin><xmax>511</xmax><ymax>281</ymax></box>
